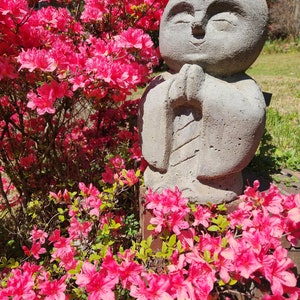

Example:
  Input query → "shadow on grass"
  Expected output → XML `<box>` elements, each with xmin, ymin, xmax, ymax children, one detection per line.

<box><xmin>243</xmin><ymin>129</ymin><xmax>281</xmax><ymax>191</ymax></box>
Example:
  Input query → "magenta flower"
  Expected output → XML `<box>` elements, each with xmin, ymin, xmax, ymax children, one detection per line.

<box><xmin>192</xmin><ymin>205</ymin><xmax>212</xmax><ymax>227</ymax></box>
<box><xmin>27</xmin><ymin>80</ymin><xmax>72</xmax><ymax>115</ymax></box>
<box><xmin>22</xmin><ymin>241</ymin><xmax>46</xmax><ymax>260</ymax></box>
<box><xmin>39</xmin><ymin>276</ymin><xmax>67</xmax><ymax>300</ymax></box>
<box><xmin>227</xmin><ymin>234</ymin><xmax>262</xmax><ymax>279</ymax></box>
<box><xmin>5</xmin><ymin>268</ymin><xmax>36</xmax><ymax>300</ymax></box>
<box><xmin>145</xmin><ymin>187</ymin><xmax>190</xmax><ymax>215</ymax></box>
<box><xmin>31</xmin><ymin>226</ymin><xmax>48</xmax><ymax>244</ymax></box>
<box><xmin>130</xmin><ymin>273</ymin><xmax>172</xmax><ymax>300</ymax></box>
<box><xmin>17</xmin><ymin>48</ymin><xmax>57</xmax><ymax>72</ymax></box>
<box><xmin>76</xmin><ymin>262</ymin><xmax>119</xmax><ymax>300</ymax></box>
<box><xmin>261</xmin><ymin>247</ymin><xmax>297</xmax><ymax>296</ymax></box>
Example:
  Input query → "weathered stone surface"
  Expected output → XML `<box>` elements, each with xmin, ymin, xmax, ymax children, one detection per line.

<box><xmin>139</xmin><ymin>0</ymin><xmax>269</xmax><ymax>204</ymax></box>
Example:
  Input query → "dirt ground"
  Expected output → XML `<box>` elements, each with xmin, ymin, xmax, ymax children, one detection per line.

<box><xmin>242</xmin><ymin>167</ymin><xmax>300</xmax><ymax>195</ymax></box>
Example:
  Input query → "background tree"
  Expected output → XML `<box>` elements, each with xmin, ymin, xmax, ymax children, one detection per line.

<box><xmin>268</xmin><ymin>0</ymin><xmax>300</xmax><ymax>40</ymax></box>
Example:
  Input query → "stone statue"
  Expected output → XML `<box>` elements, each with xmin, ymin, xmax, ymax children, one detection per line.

<box><xmin>139</xmin><ymin>0</ymin><xmax>269</xmax><ymax>203</ymax></box>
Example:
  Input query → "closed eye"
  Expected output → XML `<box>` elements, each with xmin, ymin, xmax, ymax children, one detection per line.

<box><xmin>210</xmin><ymin>12</ymin><xmax>238</xmax><ymax>31</ymax></box>
<box><xmin>172</xmin><ymin>13</ymin><xmax>194</xmax><ymax>24</ymax></box>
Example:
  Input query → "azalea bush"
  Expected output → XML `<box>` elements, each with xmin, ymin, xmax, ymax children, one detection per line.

<box><xmin>0</xmin><ymin>0</ymin><xmax>167</xmax><ymax>255</ymax></box>
<box><xmin>0</xmin><ymin>180</ymin><xmax>300</xmax><ymax>299</ymax></box>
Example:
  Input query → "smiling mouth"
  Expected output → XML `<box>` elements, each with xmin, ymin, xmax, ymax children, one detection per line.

<box><xmin>189</xmin><ymin>40</ymin><xmax>205</xmax><ymax>48</ymax></box>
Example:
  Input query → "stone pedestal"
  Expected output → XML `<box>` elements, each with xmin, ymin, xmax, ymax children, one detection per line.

<box><xmin>139</xmin><ymin>187</ymin><xmax>163</xmax><ymax>251</ymax></box>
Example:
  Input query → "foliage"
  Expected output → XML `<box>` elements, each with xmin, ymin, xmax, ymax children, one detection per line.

<box><xmin>0</xmin><ymin>0</ymin><xmax>167</xmax><ymax>255</ymax></box>
<box><xmin>268</xmin><ymin>0</ymin><xmax>300</xmax><ymax>40</ymax></box>
<box><xmin>247</xmin><ymin>50</ymin><xmax>300</xmax><ymax>174</ymax></box>
<box><xmin>266</xmin><ymin>108</ymin><xmax>300</xmax><ymax>171</ymax></box>
<box><xmin>250</xmin><ymin>108</ymin><xmax>300</xmax><ymax>174</ymax></box>
<box><xmin>0</xmin><ymin>181</ymin><xmax>300</xmax><ymax>299</ymax></box>
<box><xmin>263</xmin><ymin>39</ymin><xmax>300</xmax><ymax>54</ymax></box>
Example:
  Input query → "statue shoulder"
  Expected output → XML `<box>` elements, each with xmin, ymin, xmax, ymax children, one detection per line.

<box><xmin>150</xmin><ymin>71</ymin><xmax>174</xmax><ymax>86</ymax></box>
<box><xmin>142</xmin><ymin>71</ymin><xmax>175</xmax><ymax>98</ymax></box>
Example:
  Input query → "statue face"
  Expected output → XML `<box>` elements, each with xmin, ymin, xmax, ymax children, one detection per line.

<box><xmin>159</xmin><ymin>0</ymin><xmax>268</xmax><ymax>76</ymax></box>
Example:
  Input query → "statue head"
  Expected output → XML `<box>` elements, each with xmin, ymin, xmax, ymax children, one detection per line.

<box><xmin>159</xmin><ymin>0</ymin><xmax>269</xmax><ymax>77</ymax></box>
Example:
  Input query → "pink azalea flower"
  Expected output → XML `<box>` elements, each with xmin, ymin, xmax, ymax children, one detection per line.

<box><xmin>23</xmin><ymin>241</ymin><xmax>46</xmax><ymax>260</ymax></box>
<box><xmin>27</xmin><ymin>90</ymin><xmax>56</xmax><ymax>115</ymax></box>
<box><xmin>76</xmin><ymin>262</ymin><xmax>118</xmax><ymax>300</ymax></box>
<box><xmin>120</xmin><ymin>169</ymin><xmax>139</xmax><ymax>187</ymax></box>
<box><xmin>229</xmin><ymin>208</ymin><xmax>252</xmax><ymax>229</ymax></box>
<box><xmin>68</xmin><ymin>217</ymin><xmax>92</xmax><ymax>239</ymax></box>
<box><xmin>227</xmin><ymin>234</ymin><xmax>262</xmax><ymax>279</ymax></box>
<box><xmin>84</xmin><ymin>195</ymin><xmax>102</xmax><ymax>217</ymax></box>
<box><xmin>118</xmin><ymin>28</ymin><xmax>153</xmax><ymax>50</ymax></box>
<box><xmin>78</xmin><ymin>182</ymin><xmax>100</xmax><ymax>197</ymax></box>
<box><xmin>177</xmin><ymin>228</ymin><xmax>196</xmax><ymax>250</ymax></box>
<box><xmin>101</xmin><ymin>248</ymin><xmax>119</xmax><ymax>277</ymax></box>
<box><xmin>261</xmin><ymin>247</ymin><xmax>297</xmax><ymax>295</ymax></box>
<box><xmin>187</xmin><ymin>262</ymin><xmax>216</xmax><ymax>299</ymax></box>
<box><xmin>18</xmin><ymin>48</ymin><xmax>57</xmax><ymax>72</ymax></box>
<box><xmin>168</xmin><ymin>270</ymin><xmax>192</xmax><ymax>300</ymax></box>
<box><xmin>252</xmin><ymin>208</ymin><xmax>284</xmax><ymax>241</ymax></box>
<box><xmin>0</xmin><ymin>0</ymin><xmax>28</xmax><ymax>18</ymax></box>
<box><xmin>192</xmin><ymin>205</ymin><xmax>212</xmax><ymax>227</ymax></box>
<box><xmin>31</xmin><ymin>226</ymin><xmax>48</xmax><ymax>244</ymax></box>
<box><xmin>27</xmin><ymin>80</ymin><xmax>72</xmax><ymax>115</ymax></box>
<box><xmin>167</xmin><ymin>211</ymin><xmax>189</xmax><ymax>235</ymax></box>
<box><xmin>48</xmin><ymin>228</ymin><xmax>62</xmax><ymax>244</ymax></box>
<box><xmin>150</xmin><ymin>210</ymin><xmax>167</xmax><ymax>234</ymax></box>
<box><xmin>5</xmin><ymin>268</ymin><xmax>36</xmax><ymax>299</ymax></box>
<box><xmin>130</xmin><ymin>273</ymin><xmax>173</xmax><ymax>300</ymax></box>
<box><xmin>288</xmin><ymin>207</ymin><xmax>300</xmax><ymax>223</ymax></box>
<box><xmin>51</xmin><ymin>244</ymin><xmax>77</xmax><ymax>271</ymax></box>
<box><xmin>39</xmin><ymin>276</ymin><xmax>67</xmax><ymax>300</ymax></box>
<box><xmin>261</xmin><ymin>184</ymin><xmax>284</xmax><ymax>215</ymax></box>
<box><xmin>81</xmin><ymin>0</ymin><xmax>107</xmax><ymax>22</ymax></box>
<box><xmin>117</xmin><ymin>250</ymin><xmax>144</xmax><ymax>288</ymax></box>
<box><xmin>145</xmin><ymin>187</ymin><xmax>190</xmax><ymax>215</ymax></box>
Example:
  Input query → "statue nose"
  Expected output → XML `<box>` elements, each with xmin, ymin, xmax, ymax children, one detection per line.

<box><xmin>191</xmin><ymin>22</ymin><xmax>205</xmax><ymax>37</ymax></box>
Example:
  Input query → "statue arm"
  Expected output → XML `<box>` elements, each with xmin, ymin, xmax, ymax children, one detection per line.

<box><xmin>139</xmin><ymin>65</ymin><xmax>205</xmax><ymax>172</ymax></box>
<box><xmin>139</xmin><ymin>76</ymin><xmax>174</xmax><ymax>173</ymax></box>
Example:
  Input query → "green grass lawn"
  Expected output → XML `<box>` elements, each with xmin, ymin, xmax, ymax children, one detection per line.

<box><xmin>247</xmin><ymin>51</ymin><xmax>300</xmax><ymax>172</ymax></box>
<box><xmin>247</xmin><ymin>52</ymin><xmax>300</xmax><ymax>115</ymax></box>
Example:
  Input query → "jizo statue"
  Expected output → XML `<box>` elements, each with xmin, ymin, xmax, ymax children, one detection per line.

<box><xmin>139</xmin><ymin>0</ymin><xmax>269</xmax><ymax>203</ymax></box>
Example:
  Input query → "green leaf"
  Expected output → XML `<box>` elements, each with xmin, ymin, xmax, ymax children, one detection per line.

<box><xmin>168</xmin><ymin>234</ymin><xmax>177</xmax><ymax>247</ymax></box>
<box><xmin>7</xmin><ymin>258</ymin><xmax>19</xmax><ymax>268</ymax></box>
<box><xmin>221</xmin><ymin>237</ymin><xmax>228</xmax><ymax>248</ymax></box>
<box><xmin>161</xmin><ymin>241</ymin><xmax>167</xmax><ymax>253</ymax></box>
<box><xmin>58</xmin><ymin>215</ymin><xmax>65</xmax><ymax>222</ymax></box>
<box><xmin>147</xmin><ymin>224</ymin><xmax>156</xmax><ymax>231</ymax></box>
<box><xmin>217</xmin><ymin>203</ymin><xmax>227</xmax><ymax>211</ymax></box>
<box><xmin>218</xmin><ymin>279</ymin><xmax>226</xmax><ymax>286</ymax></box>
<box><xmin>208</xmin><ymin>225</ymin><xmax>220</xmax><ymax>232</ymax></box>
<box><xmin>57</xmin><ymin>207</ymin><xmax>64</xmax><ymax>214</ymax></box>
<box><xmin>228</xmin><ymin>278</ymin><xmax>238</xmax><ymax>286</ymax></box>
<box><xmin>89</xmin><ymin>253</ymin><xmax>101</xmax><ymax>262</ymax></box>
<box><xmin>7</xmin><ymin>240</ymin><xmax>15</xmax><ymax>247</ymax></box>
<box><xmin>0</xmin><ymin>257</ymin><xmax>7</xmax><ymax>268</ymax></box>
<box><xmin>146</xmin><ymin>235</ymin><xmax>152</xmax><ymax>247</ymax></box>
<box><xmin>203</xmin><ymin>250</ymin><xmax>211</xmax><ymax>262</ymax></box>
